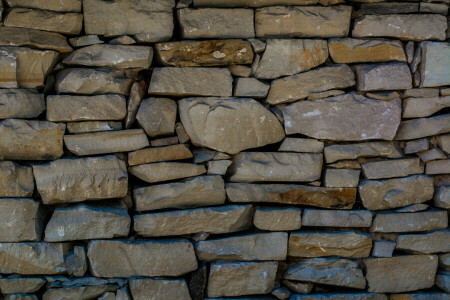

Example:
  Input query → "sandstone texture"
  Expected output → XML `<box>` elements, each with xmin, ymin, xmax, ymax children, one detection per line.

<box><xmin>420</xmin><ymin>42</ymin><xmax>450</xmax><ymax>87</ymax></box>
<box><xmin>361</xmin><ymin>158</ymin><xmax>423</xmax><ymax>179</ymax></box>
<box><xmin>371</xmin><ymin>210</ymin><xmax>448</xmax><ymax>233</ymax></box>
<box><xmin>129</xmin><ymin>278</ymin><xmax>190</xmax><ymax>300</ymax></box>
<box><xmin>302</xmin><ymin>209</ymin><xmax>373</xmax><ymax>227</ymax></box>
<box><xmin>128</xmin><ymin>144</ymin><xmax>192</xmax><ymax>166</ymax></box>
<box><xmin>395</xmin><ymin>114</ymin><xmax>450</xmax><ymax>140</ymax></box>
<box><xmin>253</xmin><ymin>207</ymin><xmax>302</xmax><ymax>231</ymax></box>
<box><xmin>355</xmin><ymin>63</ymin><xmax>412</xmax><ymax>91</ymax></box>
<box><xmin>128</xmin><ymin>162</ymin><xmax>206</xmax><ymax>183</ymax></box>
<box><xmin>324</xmin><ymin>142</ymin><xmax>402</xmax><ymax>163</ymax></box>
<box><xmin>5</xmin><ymin>0</ymin><xmax>82</xmax><ymax>12</ymax></box>
<box><xmin>0</xmin><ymin>161</ymin><xmax>34</xmax><ymax>197</ymax></box>
<box><xmin>0</xmin><ymin>89</ymin><xmax>45</xmax><ymax>119</ymax></box>
<box><xmin>396</xmin><ymin>230</ymin><xmax>450</xmax><ymax>254</ymax></box>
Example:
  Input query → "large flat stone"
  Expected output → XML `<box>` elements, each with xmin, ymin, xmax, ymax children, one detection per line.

<box><xmin>229</xmin><ymin>152</ymin><xmax>322</xmax><ymax>182</ymax></box>
<box><xmin>359</xmin><ymin>175</ymin><xmax>434</xmax><ymax>210</ymax></box>
<box><xmin>0</xmin><ymin>161</ymin><xmax>34</xmax><ymax>197</ymax></box>
<box><xmin>420</xmin><ymin>42</ymin><xmax>450</xmax><ymax>87</ymax></box>
<box><xmin>0</xmin><ymin>89</ymin><xmax>45</xmax><ymax>119</ymax></box>
<box><xmin>129</xmin><ymin>278</ymin><xmax>190</xmax><ymax>300</ymax></box>
<box><xmin>283</xmin><ymin>93</ymin><xmax>401</xmax><ymax>141</ymax></box>
<box><xmin>136</xmin><ymin>98</ymin><xmax>176</xmax><ymax>137</ymax></box>
<box><xmin>355</xmin><ymin>63</ymin><xmax>412</xmax><ymax>91</ymax></box>
<box><xmin>397</xmin><ymin>230</ymin><xmax>450</xmax><ymax>254</ymax></box>
<box><xmin>395</xmin><ymin>114</ymin><xmax>450</xmax><ymax>140</ymax></box>
<box><xmin>361</xmin><ymin>158</ymin><xmax>423</xmax><ymax>179</ymax></box>
<box><xmin>129</xmin><ymin>162</ymin><xmax>206</xmax><ymax>183</ymax></box>
<box><xmin>128</xmin><ymin>144</ymin><xmax>192</xmax><ymax>166</ymax></box>
<box><xmin>302</xmin><ymin>209</ymin><xmax>373</xmax><ymax>227</ymax></box>
<box><xmin>5</xmin><ymin>0</ymin><xmax>81</xmax><ymax>12</ymax></box>
<box><xmin>325</xmin><ymin>142</ymin><xmax>402</xmax><ymax>164</ymax></box>
<box><xmin>87</xmin><ymin>239</ymin><xmax>197</xmax><ymax>277</ymax></box>
<box><xmin>179</xmin><ymin>97</ymin><xmax>285</xmax><ymax>154</ymax></box>
<box><xmin>370</xmin><ymin>210</ymin><xmax>448</xmax><ymax>233</ymax></box>
<box><xmin>403</xmin><ymin>96</ymin><xmax>450</xmax><ymax>118</ymax></box>
<box><xmin>134</xmin><ymin>205</ymin><xmax>253</xmax><ymax>236</ymax></box>
<box><xmin>133</xmin><ymin>175</ymin><xmax>225</xmax><ymax>211</ymax></box>
<box><xmin>32</xmin><ymin>155</ymin><xmax>128</xmax><ymax>205</ymax></box>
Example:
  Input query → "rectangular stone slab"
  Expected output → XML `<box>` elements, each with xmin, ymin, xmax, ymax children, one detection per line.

<box><xmin>129</xmin><ymin>278</ymin><xmax>191</xmax><ymax>300</ymax></box>
<box><xmin>402</xmin><ymin>96</ymin><xmax>450</xmax><ymax>118</ymax></box>
<box><xmin>302</xmin><ymin>209</ymin><xmax>373</xmax><ymax>227</ymax></box>
<box><xmin>5</xmin><ymin>0</ymin><xmax>82</xmax><ymax>12</ymax></box>
<box><xmin>0</xmin><ymin>89</ymin><xmax>45</xmax><ymax>119</ymax></box>
<box><xmin>395</xmin><ymin>114</ymin><xmax>450</xmax><ymax>140</ymax></box>
<box><xmin>0</xmin><ymin>161</ymin><xmax>34</xmax><ymax>197</ymax></box>
<box><xmin>370</xmin><ymin>210</ymin><xmax>448</xmax><ymax>233</ymax></box>
<box><xmin>355</xmin><ymin>63</ymin><xmax>412</xmax><ymax>91</ymax></box>
<box><xmin>128</xmin><ymin>144</ymin><xmax>192</xmax><ymax>166</ymax></box>
<box><xmin>420</xmin><ymin>42</ymin><xmax>450</xmax><ymax>87</ymax></box>
<box><xmin>396</xmin><ymin>230</ymin><xmax>450</xmax><ymax>254</ymax></box>
<box><xmin>324</xmin><ymin>142</ymin><xmax>402</xmax><ymax>163</ymax></box>
<box><xmin>128</xmin><ymin>162</ymin><xmax>206</xmax><ymax>183</ymax></box>
<box><xmin>361</xmin><ymin>158</ymin><xmax>423</xmax><ymax>179</ymax></box>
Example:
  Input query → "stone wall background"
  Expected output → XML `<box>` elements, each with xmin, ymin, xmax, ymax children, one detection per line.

<box><xmin>0</xmin><ymin>0</ymin><xmax>449</xmax><ymax>299</ymax></box>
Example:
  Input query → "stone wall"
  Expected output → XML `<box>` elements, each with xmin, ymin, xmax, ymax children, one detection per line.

<box><xmin>0</xmin><ymin>0</ymin><xmax>449</xmax><ymax>299</ymax></box>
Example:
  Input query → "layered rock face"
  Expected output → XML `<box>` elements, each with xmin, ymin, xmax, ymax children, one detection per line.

<box><xmin>0</xmin><ymin>0</ymin><xmax>449</xmax><ymax>299</ymax></box>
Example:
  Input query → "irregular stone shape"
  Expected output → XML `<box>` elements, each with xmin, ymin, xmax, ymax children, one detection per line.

<box><xmin>302</xmin><ymin>209</ymin><xmax>373</xmax><ymax>227</ymax></box>
<box><xmin>136</xmin><ymin>98</ymin><xmax>176</xmax><ymax>137</ymax></box>
<box><xmin>0</xmin><ymin>46</ymin><xmax>59</xmax><ymax>88</ymax></box>
<box><xmin>279</xmin><ymin>138</ymin><xmax>324</xmax><ymax>153</ymax></box>
<box><xmin>55</xmin><ymin>68</ymin><xmax>132</xmax><ymax>95</ymax></box>
<box><xmin>129</xmin><ymin>162</ymin><xmax>206</xmax><ymax>183</ymax></box>
<box><xmin>324</xmin><ymin>142</ymin><xmax>402</xmax><ymax>163</ymax></box>
<box><xmin>69</xmin><ymin>35</ymin><xmax>104</xmax><ymax>48</ymax></box>
<box><xmin>134</xmin><ymin>205</ymin><xmax>253</xmax><ymax>236</ymax></box>
<box><xmin>0</xmin><ymin>49</ymin><xmax>17</xmax><ymax>88</ymax></box>
<box><xmin>129</xmin><ymin>278</ymin><xmax>190</xmax><ymax>300</ymax></box>
<box><xmin>0</xmin><ymin>89</ymin><xmax>45</xmax><ymax>119</ymax></box>
<box><xmin>63</xmin><ymin>45</ymin><xmax>153</xmax><ymax>69</ymax></box>
<box><xmin>404</xmin><ymin>138</ymin><xmax>429</xmax><ymax>154</ymax></box>
<box><xmin>359</xmin><ymin>175</ymin><xmax>434</xmax><ymax>210</ymax></box>
<box><xmin>360</xmin><ymin>2</ymin><xmax>418</xmax><ymax>14</ymax></box>
<box><xmin>0</xmin><ymin>277</ymin><xmax>46</xmax><ymax>294</ymax></box>
<box><xmin>434</xmin><ymin>186</ymin><xmax>450</xmax><ymax>209</ymax></box>
<box><xmin>196</xmin><ymin>232</ymin><xmax>287</xmax><ymax>261</ymax></box>
<box><xmin>42</xmin><ymin>281</ymin><xmax>119</xmax><ymax>300</ymax></box>
<box><xmin>149</xmin><ymin>68</ymin><xmax>232</xmax><ymax>97</ymax></box>
<box><xmin>207</xmin><ymin>160</ymin><xmax>232</xmax><ymax>175</ymax></box>
<box><xmin>372</xmin><ymin>240</ymin><xmax>396</xmax><ymax>258</ymax></box>
<box><xmin>207</xmin><ymin>262</ymin><xmax>278</xmax><ymax>297</ymax></box>
<box><xmin>133</xmin><ymin>175</ymin><xmax>225</xmax><ymax>211</ymax></box>
<box><xmin>226</xmin><ymin>183</ymin><xmax>356</xmax><ymax>209</ymax></box>
<box><xmin>283</xmin><ymin>280</ymin><xmax>314</xmax><ymax>295</ymax></box>
<box><xmin>426</xmin><ymin>159</ymin><xmax>450</xmax><ymax>175</ymax></box>
<box><xmin>110</xmin><ymin>35</ymin><xmax>136</xmax><ymax>45</ymax></box>
<box><xmin>355</xmin><ymin>63</ymin><xmax>412</xmax><ymax>91</ymax></box>
<box><xmin>420</xmin><ymin>42</ymin><xmax>450</xmax><ymax>87</ymax></box>
<box><xmin>194</xmin><ymin>0</ymin><xmax>319</xmax><ymax>6</ymax></box>
<box><xmin>65</xmin><ymin>246</ymin><xmax>87</xmax><ymax>277</ymax></box>
<box><xmin>87</xmin><ymin>239</ymin><xmax>197</xmax><ymax>277</ymax></box>
<box><xmin>5</xmin><ymin>0</ymin><xmax>81</xmax><ymax>12</ymax></box>
<box><xmin>285</xmin><ymin>258</ymin><xmax>366</xmax><ymax>289</ymax></box>
<box><xmin>47</xmin><ymin>95</ymin><xmax>126</xmax><ymax>122</ymax></box>
<box><xmin>0</xmin><ymin>119</ymin><xmax>64</xmax><ymax>160</ymax></box>
<box><xmin>289</xmin><ymin>232</ymin><xmax>372</xmax><ymax>258</ymax></box>
<box><xmin>397</xmin><ymin>230</ymin><xmax>450</xmax><ymax>254</ymax></box>
<box><xmin>437</xmin><ymin>134</ymin><xmax>450</xmax><ymax>154</ymax></box>
<box><xmin>156</xmin><ymin>39</ymin><xmax>253</xmax><ymax>67</ymax></box>
<box><xmin>5</xmin><ymin>295</ymin><xmax>38</xmax><ymax>300</ymax></box>
<box><xmin>439</xmin><ymin>253</ymin><xmax>450</xmax><ymax>270</ymax></box>
<box><xmin>229</xmin><ymin>152</ymin><xmax>322</xmax><ymax>182</ymax></box>
<box><xmin>283</xmin><ymin>93</ymin><xmax>401</xmax><ymax>140</ymax></box>
<box><xmin>32</xmin><ymin>155</ymin><xmax>128</xmax><ymax>205</ymax></box>
<box><xmin>387</xmin><ymin>294</ymin><xmax>448</xmax><ymax>300</ymax></box>
<box><xmin>395</xmin><ymin>114</ymin><xmax>450</xmax><ymax>140</ymax></box>
<box><xmin>4</xmin><ymin>8</ymin><xmax>82</xmax><ymax>35</ymax></box>
<box><xmin>128</xmin><ymin>144</ymin><xmax>192</xmax><ymax>166</ymax></box>
<box><xmin>267</xmin><ymin>64</ymin><xmax>355</xmax><ymax>104</ymax></box>
<box><xmin>361</xmin><ymin>158</ymin><xmax>423</xmax><ymax>180</ymax></box>
<box><xmin>395</xmin><ymin>203</ymin><xmax>429</xmax><ymax>213</ymax></box>
<box><xmin>179</xmin><ymin>97</ymin><xmax>285</xmax><ymax>154</ymax></box>
<box><xmin>64</xmin><ymin>129</ymin><xmax>149</xmax><ymax>156</ymax></box>
<box><xmin>0</xmin><ymin>198</ymin><xmax>43</xmax><ymax>242</ymax></box>
<box><xmin>0</xmin><ymin>27</ymin><xmax>72</xmax><ymax>53</ymax></box>
<box><xmin>370</xmin><ymin>210</ymin><xmax>448</xmax><ymax>233</ymax></box>
<box><xmin>253</xmin><ymin>207</ymin><xmax>302</xmax><ymax>231</ymax></box>
<box><xmin>254</xmin><ymin>39</ymin><xmax>328</xmax><ymax>79</ymax></box>
<box><xmin>255</xmin><ymin>6</ymin><xmax>352</xmax><ymax>38</ymax></box>
<box><xmin>83</xmin><ymin>0</ymin><xmax>174</xmax><ymax>42</ymax></box>
<box><xmin>291</xmin><ymin>293</ymin><xmax>387</xmax><ymax>300</ymax></box>
<box><xmin>45</xmin><ymin>204</ymin><xmax>130</xmax><ymax>242</ymax></box>
<box><xmin>0</xmin><ymin>161</ymin><xmax>34</xmax><ymax>197</ymax></box>
<box><xmin>67</xmin><ymin>121</ymin><xmax>122</xmax><ymax>134</ymax></box>
<box><xmin>364</xmin><ymin>255</ymin><xmax>438</xmax><ymax>293</ymax></box>
<box><xmin>125</xmin><ymin>81</ymin><xmax>146</xmax><ymax>129</ymax></box>
<box><xmin>0</xmin><ymin>243</ymin><xmax>67</xmax><ymax>275</ymax></box>
<box><xmin>325</xmin><ymin>169</ymin><xmax>360</xmax><ymax>188</ymax></box>
<box><xmin>178</xmin><ymin>8</ymin><xmax>254</xmax><ymax>39</ymax></box>
<box><xmin>234</xmin><ymin>77</ymin><xmax>269</xmax><ymax>98</ymax></box>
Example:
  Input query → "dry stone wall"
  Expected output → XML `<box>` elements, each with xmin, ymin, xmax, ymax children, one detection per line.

<box><xmin>0</xmin><ymin>0</ymin><xmax>449</xmax><ymax>299</ymax></box>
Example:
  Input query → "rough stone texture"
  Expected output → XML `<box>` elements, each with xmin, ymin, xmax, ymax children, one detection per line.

<box><xmin>404</xmin><ymin>138</ymin><xmax>429</xmax><ymax>154</ymax></box>
<box><xmin>69</xmin><ymin>35</ymin><xmax>103</xmax><ymax>47</ymax></box>
<box><xmin>324</xmin><ymin>142</ymin><xmax>402</xmax><ymax>163</ymax></box>
<box><xmin>279</xmin><ymin>138</ymin><xmax>324</xmax><ymax>153</ymax></box>
<box><xmin>0</xmin><ymin>161</ymin><xmax>34</xmax><ymax>197</ymax></box>
<box><xmin>87</xmin><ymin>239</ymin><xmax>198</xmax><ymax>277</ymax></box>
<box><xmin>283</xmin><ymin>93</ymin><xmax>401</xmax><ymax>140</ymax></box>
<box><xmin>372</xmin><ymin>240</ymin><xmax>396</xmax><ymax>258</ymax></box>
<box><xmin>396</xmin><ymin>230</ymin><xmax>450</xmax><ymax>254</ymax></box>
<box><xmin>233</xmin><ymin>77</ymin><xmax>270</xmax><ymax>98</ymax></box>
<box><xmin>65</xmin><ymin>246</ymin><xmax>87</xmax><ymax>277</ymax></box>
<box><xmin>403</xmin><ymin>96</ymin><xmax>450</xmax><ymax>118</ymax></box>
<box><xmin>125</xmin><ymin>81</ymin><xmax>146</xmax><ymax>129</ymax></box>
<box><xmin>179</xmin><ymin>97</ymin><xmax>285</xmax><ymax>154</ymax></box>
<box><xmin>395</xmin><ymin>114</ymin><xmax>450</xmax><ymax>140</ymax></box>
<box><xmin>364</xmin><ymin>255</ymin><xmax>438</xmax><ymax>293</ymax></box>
<box><xmin>129</xmin><ymin>278</ymin><xmax>191</xmax><ymax>300</ymax></box>
<box><xmin>371</xmin><ymin>210</ymin><xmax>448</xmax><ymax>233</ymax></box>
<box><xmin>420</xmin><ymin>42</ymin><xmax>450</xmax><ymax>87</ymax></box>
<box><xmin>291</xmin><ymin>294</ymin><xmax>388</xmax><ymax>300</ymax></box>
<box><xmin>325</xmin><ymin>169</ymin><xmax>361</xmax><ymax>188</ymax></box>
<box><xmin>0</xmin><ymin>277</ymin><xmax>46</xmax><ymax>294</ymax></box>
<box><xmin>207</xmin><ymin>160</ymin><xmax>232</xmax><ymax>175</ymax></box>
<box><xmin>426</xmin><ymin>159</ymin><xmax>450</xmax><ymax>175</ymax></box>
<box><xmin>355</xmin><ymin>63</ymin><xmax>412</xmax><ymax>91</ymax></box>
<box><xmin>128</xmin><ymin>162</ymin><xmax>206</xmax><ymax>183</ymax></box>
<box><xmin>434</xmin><ymin>186</ymin><xmax>450</xmax><ymax>209</ymax></box>
<box><xmin>136</xmin><ymin>98</ymin><xmax>176</xmax><ymax>137</ymax></box>
<box><xmin>302</xmin><ymin>209</ymin><xmax>373</xmax><ymax>227</ymax></box>
<box><xmin>0</xmin><ymin>89</ymin><xmax>45</xmax><ymax>119</ymax></box>
<box><xmin>361</xmin><ymin>2</ymin><xmax>418</xmax><ymax>14</ymax></box>
<box><xmin>253</xmin><ymin>207</ymin><xmax>302</xmax><ymax>231</ymax></box>
<box><xmin>128</xmin><ymin>144</ymin><xmax>192</xmax><ymax>166</ymax></box>
<box><xmin>361</xmin><ymin>158</ymin><xmax>423</xmax><ymax>180</ymax></box>
<box><xmin>5</xmin><ymin>0</ymin><xmax>81</xmax><ymax>12</ymax></box>
<box><xmin>32</xmin><ymin>155</ymin><xmax>128</xmax><ymax>205</ymax></box>
<box><xmin>437</xmin><ymin>134</ymin><xmax>450</xmax><ymax>154</ymax></box>
<box><xmin>67</xmin><ymin>121</ymin><xmax>122</xmax><ymax>134</ymax></box>
<box><xmin>194</xmin><ymin>0</ymin><xmax>319</xmax><ymax>6</ymax></box>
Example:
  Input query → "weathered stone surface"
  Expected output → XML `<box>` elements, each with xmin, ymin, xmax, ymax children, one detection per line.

<box><xmin>194</xmin><ymin>0</ymin><xmax>319</xmax><ymax>6</ymax></box>
<box><xmin>4</xmin><ymin>8</ymin><xmax>82</xmax><ymax>35</ymax></box>
<box><xmin>255</xmin><ymin>6</ymin><xmax>352</xmax><ymax>38</ymax></box>
<box><xmin>324</xmin><ymin>142</ymin><xmax>402</xmax><ymax>163</ymax></box>
<box><xmin>397</xmin><ymin>230</ymin><xmax>450</xmax><ymax>254</ymax></box>
<box><xmin>65</xmin><ymin>246</ymin><xmax>87</xmax><ymax>277</ymax></box>
<box><xmin>404</xmin><ymin>138</ymin><xmax>429</xmax><ymax>154</ymax></box>
<box><xmin>359</xmin><ymin>175</ymin><xmax>434</xmax><ymax>210</ymax></box>
<box><xmin>404</xmin><ymin>88</ymin><xmax>440</xmax><ymax>98</ymax></box>
<box><xmin>67</xmin><ymin>121</ymin><xmax>122</xmax><ymax>134</ymax></box>
<box><xmin>290</xmin><ymin>293</ymin><xmax>388</xmax><ymax>300</ymax></box>
<box><xmin>434</xmin><ymin>186</ymin><xmax>450</xmax><ymax>209</ymax></box>
<box><xmin>150</xmin><ymin>136</ymin><xmax>179</xmax><ymax>147</ymax></box>
<box><xmin>0</xmin><ymin>119</ymin><xmax>64</xmax><ymax>160</ymax></box>
<box><xmin>0</xmin><ymin>89</ymin><xmax>45</xmax><ymax>119</ymax></box>
<box><xmin>208</xmin><ymin>262</ymin><xmax>278</xmax><ymax>297</ymax></box>
<box><xmin>128</xmin><ymin>144</ymin><xmax>192</xmax><ymax>166</ymax></box>
<box><xmin>355</xmin><ymin>63</ymin><xmax>412</xmax><ymax>91</ymax></box>
<box><xmin>83</xmin><ymin>0</ymin><xmax>175</xmax><ymax>42</ymax></box>
<box><xmin>371</xmin><ymin>210</ymin><xmax>448</xmax><ymax>233</ymax></box>
<box><xmin>437</xmin><ymin>134</ymin><xmax>450</xmax><ymax>154</ymax></box>
<box><xmin>110</xmin><ymin>35</ymin><xmax>136</xmax><ymax>45</ymax></box>
<box><xmin>426</xmin><ymin>159</ymin><xmax>450</xmax><ymax>175</ymax></box>
<box><xmin>283</xmin><ymin>280</ymin><xmax>313</xmax><ymax>295</ymax></box>
<box><xmin>55</xmin><ymin>68</ymin><xmax>132</xmax><ymax>95</ymax></box>
<box><xmin>87</xmin><ymin>239</ymin><xmax>197</xmax><ymax>277</ymax></box>
<box><xmin>4</xmin><ymin>295</ymin><xmax>38</xmax><ymax>300</ymax></box>
<box><xmin>267</xmin><ymin>64</ymin><xmax>355</xmax><ymax>104</ymax></box>
<box><xmin>435</xmin><ymin>273</ymin><xmax>450</xmax><ymax>293</ymax></box>
<box><xmin>372</xmin><ymin>240</ymin><xmax>396</xmax><ymax>258</ymax></box>
<box><xmin>0</xmin><ymin>161</ymin><xmax>34</xmax><ymax>198</ymax></box>
<box><xmin>325</xmin><ymin>169</ymin><xmax>360</xmax><ymax>188</ymax></box>
<box><xmin>389</xmin><ymin>294</ymin><xmax>449</xmax><ymax>300</ymax></box>
<box><xmin>229</xmin><ymin>64</ymin><xmax>252</xmax><ymax>77</ymax></box>
<box><xmin>289</xmin><ymin>232</ymin><xmax>372</xmax><ymax>258</ymax></box>
<box><xmin>156</xmin><ymin>39</ymin><xmax>253</xmax><ymax>67</ymax></box>
<box><xmin>395</xmin><ymin>114</ymin><xmax>450</xmax><ymax>140</ymax></box>
<box><xmin>133</xmin><ymin>175</ymin><xmax>225</xmax><ymax>211</ymax></box>
<box><xmin>0</xmin><ymin>49</ymin><xmax>17</xmax><ymax>88</ymax></box>
<box><xmin>420</xmin><ymin>148</ymin><xmax>448</xmax><ymax>162</ymax></box>
<box><xmin>329</xmin><ymin>160</ymin><xmax>362</xmax><ymax>169</ymax></box>
<box><xmin>0</xmin><ymin>277</ymin><xmax>46</xmax><ymax>294</ymax></box>
<box><xmin>149</xmin><ymin>68</ymin><xmax>232</xmax><ymax>97</ymax></box>
<box><xmin>226</xmin><ymin>183</ymin><xmax>356</xmax><ymax>209</ymax></box>
<box><xmin>125</xmin><ymin>81</ymin><xmax>146</xmax><ymax>129</ymax></box>
<box><xmin>361</xmin><ymin>158</ymin><xmax>423</xmax><ymax>180</ymax></box>
<box><xmin>395</xmin><ymin>203</ymin><xmax>429</xmax><ymax>213</ymax></box>
<box><xmin>178</xmin><ymin>8</ymin><xmax>254</xmax><ymax>39</ymax></box>
<box><xmin>32</xmin><ymin>155</ymin><xmax>128</xmax><ymax>205</ymax></box>
<box><xmin>329</xmin><ymin>38</ymin><xmax>406</xmax><ymax>63</ymax></box>
<box><xmin>207</xmin><ymin>160</ymin><xmax>232</xmax><ymax>175</ymax></box>
<box><xmin>136</xmin><ymin>98</ymin><xmax>176</xmax><ymax>137</ymax></box>
<box><xmin>279</xmin><ymin>138</ymin><xmax>324</xmax><ymax>153</ymax></box>
<box><xmin>69</xmin><ymin>35</ymin><xmax>103</xmax><ymax>48</ymax></box>
<box><xmin>302</xmin><ymin>209</ymin><xmax>373</xmax><ymax>227</ymax></box>
<box><xmin>283</xmin><ymin>93</ymin><xmax>401</xmax><ymax>140</ymax></box>
<box><xmin>47</xmin><ymin>95</ymin><xmax>126</xmax><ymax>122</ymax></box>
<box><xmin>420</xmin><ymin>2</ymin><xmax>448</xmax><ymax>14</ymax></box>
<box><xmin>5</xmin><ymin>0</ymin><xmax>81</xmax><ymax>12</ymax></box>
<box><xmin>254</xmin><ymin>39</ymin><xmax>328</xmax><ymax>79</ymax></box>
<box><xmin>353</xmin><ymin>14</ymin><xmax>447</xmax><ymax>41</ymax></box>
<box><xmin>42</xmin><ymin>279</ymin><xmax>119</xmax><ymax>300</ymax></box>
<box><xmin>63</xmin><ymin>45</ymin><xmax>153</xmax><ymax>69</ymax></box>
<box><xmin>285</xmin><ymin>258</ymin><xmax>366</xmax><ymax>289</ymax></box>
<box><xmin>45</xmin><ymin>204</ymin><xmax>130</xmax><ymax>242</ymax></box>
<box><xmin>64</xmin><ymin>129</ymin><xmax>149</xmax><ymax>156</ymax></box>
<box><xmin>234</xmin><ymin>78</ymin><xmax>269</xmax><ymax>98</ymax></box>
<box><xmin>308</xmin><ymin>89</ymin><xmax>346</xmax><ymax>100</ymax></box>
<box><xmin>129</xmin><ymin>278</ymin><xmax>190</xmax><ymax>300</ymax></box>
<box><xmin>253</xmin><ymin>207</ymin><xmax>302</xmax><ymax>231</ymax></box>
<box><xmin>134</xmin><ymin>205</ymin><xmax>253</xmax><ymax>236</ymax></box>
<box><xmin>0</xmin><ymin>243</ymin><xmax>67</xmax><ymax>275</ymax></box>
<box><xmin>364</xmin><ymin>255</ymin><xmax>438</xmax><ymax>293</ymax></box>
<box><xmin>420</xmin><ymin>42</ymin><xmax>450</xmax><ymax>87</ymax></box>
<box><xmin>229</xmin><ymin>152</ymin><xmax>322</xmax><ymax>182</ymax></box>
<box><xmin>129</xmin><ymin>162</ymin><xmax>206</xmax><ymax>183</ymax></box>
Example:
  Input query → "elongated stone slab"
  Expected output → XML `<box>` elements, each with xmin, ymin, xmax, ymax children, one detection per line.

<box><xmin>0</xmin><ymin>161</ymin><xmax>34</xmax><ymax>198</ymax></box>
<box><xmin>0</xmin><ymin>89</ymin><xmax>45</xmax><ymax>119</ymax></box>
<box><xmin>32</xmin><ymin>155</ymin><xmax>128</xmax><ymax>205</ymax></box>
<box><xmin>420</xmin><ymin>42</ymin><xmax>450</xmax><ymax>87</ymax></box>
<box><xmin>0</xmin><ymin>277</ymin><xmax>46</xmax><ymax>294</ymax></box>
<box><xmin>370</xmin><ymin>210</ymin><xmax>448</xmax><ymax>233</ymax></box>
<box><xmin>355</xmin><ymin>63</ymin><xmax>412</xmax><ymax>91</ymax></box>
<box><xmin>134</xmin><ymin>205</ymin><xmax>253</xmax><ymax>236</ymax></box>
<box><xmin>226</xmin><ymin>183</ymin><xmax>356</xmax><ymax>209</ymax></box>
<box><xmin>5</xmin><ymin>0</ymin><xmax>81</xmax><ymax>12</ymax></box>
<box><xmin>253</xmin><ymin>207</ymin><xmax>302</xmax><ymax>231</ymax></box>
<box><xmin>324</xmin><ymin>142</ymin><xmax>402</xmax><ymax>163</ymax></box>
<box><xmin>302</xmin><ymin>209</ymin><xmax>373</xmax><ymax>227</ymax></box>
<box><xmin>291</xmin><ymin>294</ymin><xmax>388</xmax><ymax>300</ymax></box>
<box><xmin>133</xmin><ymin>175</ymin><xmax>225</xmax><ymax>211</ymax></box>
<box><xmin>194</xmin><ymin>0</ymin><xmax>319</xmax><ymax>6</ymax></box>
<box><xmin>130</xmin><ymin>278</ymin><xmax>191</xmax><ymax>300</ymax></box>
<box><xmin>67</xmin><ymin>121</ymin><xmax>122</xmax><ymax>134</ymax></box>
<box><xmin>128</xmin><ymin>144</ymin><xmax>192</xmax><ymax>166</ymax></box>
<box><xmin>361</xmin><ymin>158</ymin><xmax>423</xmax><ymax>179</ymax></box>
<box><xmin>395</xmin><ymin>114</ymin><xmax>450</xmax><ymax>140</ymax></box>
<box><xmin>129</xmin><ymin>162</ymin><xmax>206</xmax><ymax>183</ymax></box>
<box><xmin>397</xmin><ymin>230</ymin><xmax>450</xmax><ymax>254</ymax></box>
<box><xmin>87</xmin><ymin>239</ymin><xmax>197</xmax><ymax>277</ymax></box>
<box><xmin>403</xmin><ymin>96</ymin><xmax>450</xmax><ymax>118</ymax></box>
<box><xmin>283</xmin><ymin>93</ymin><xmax>401</xmax><ymax>141</ymax></box>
